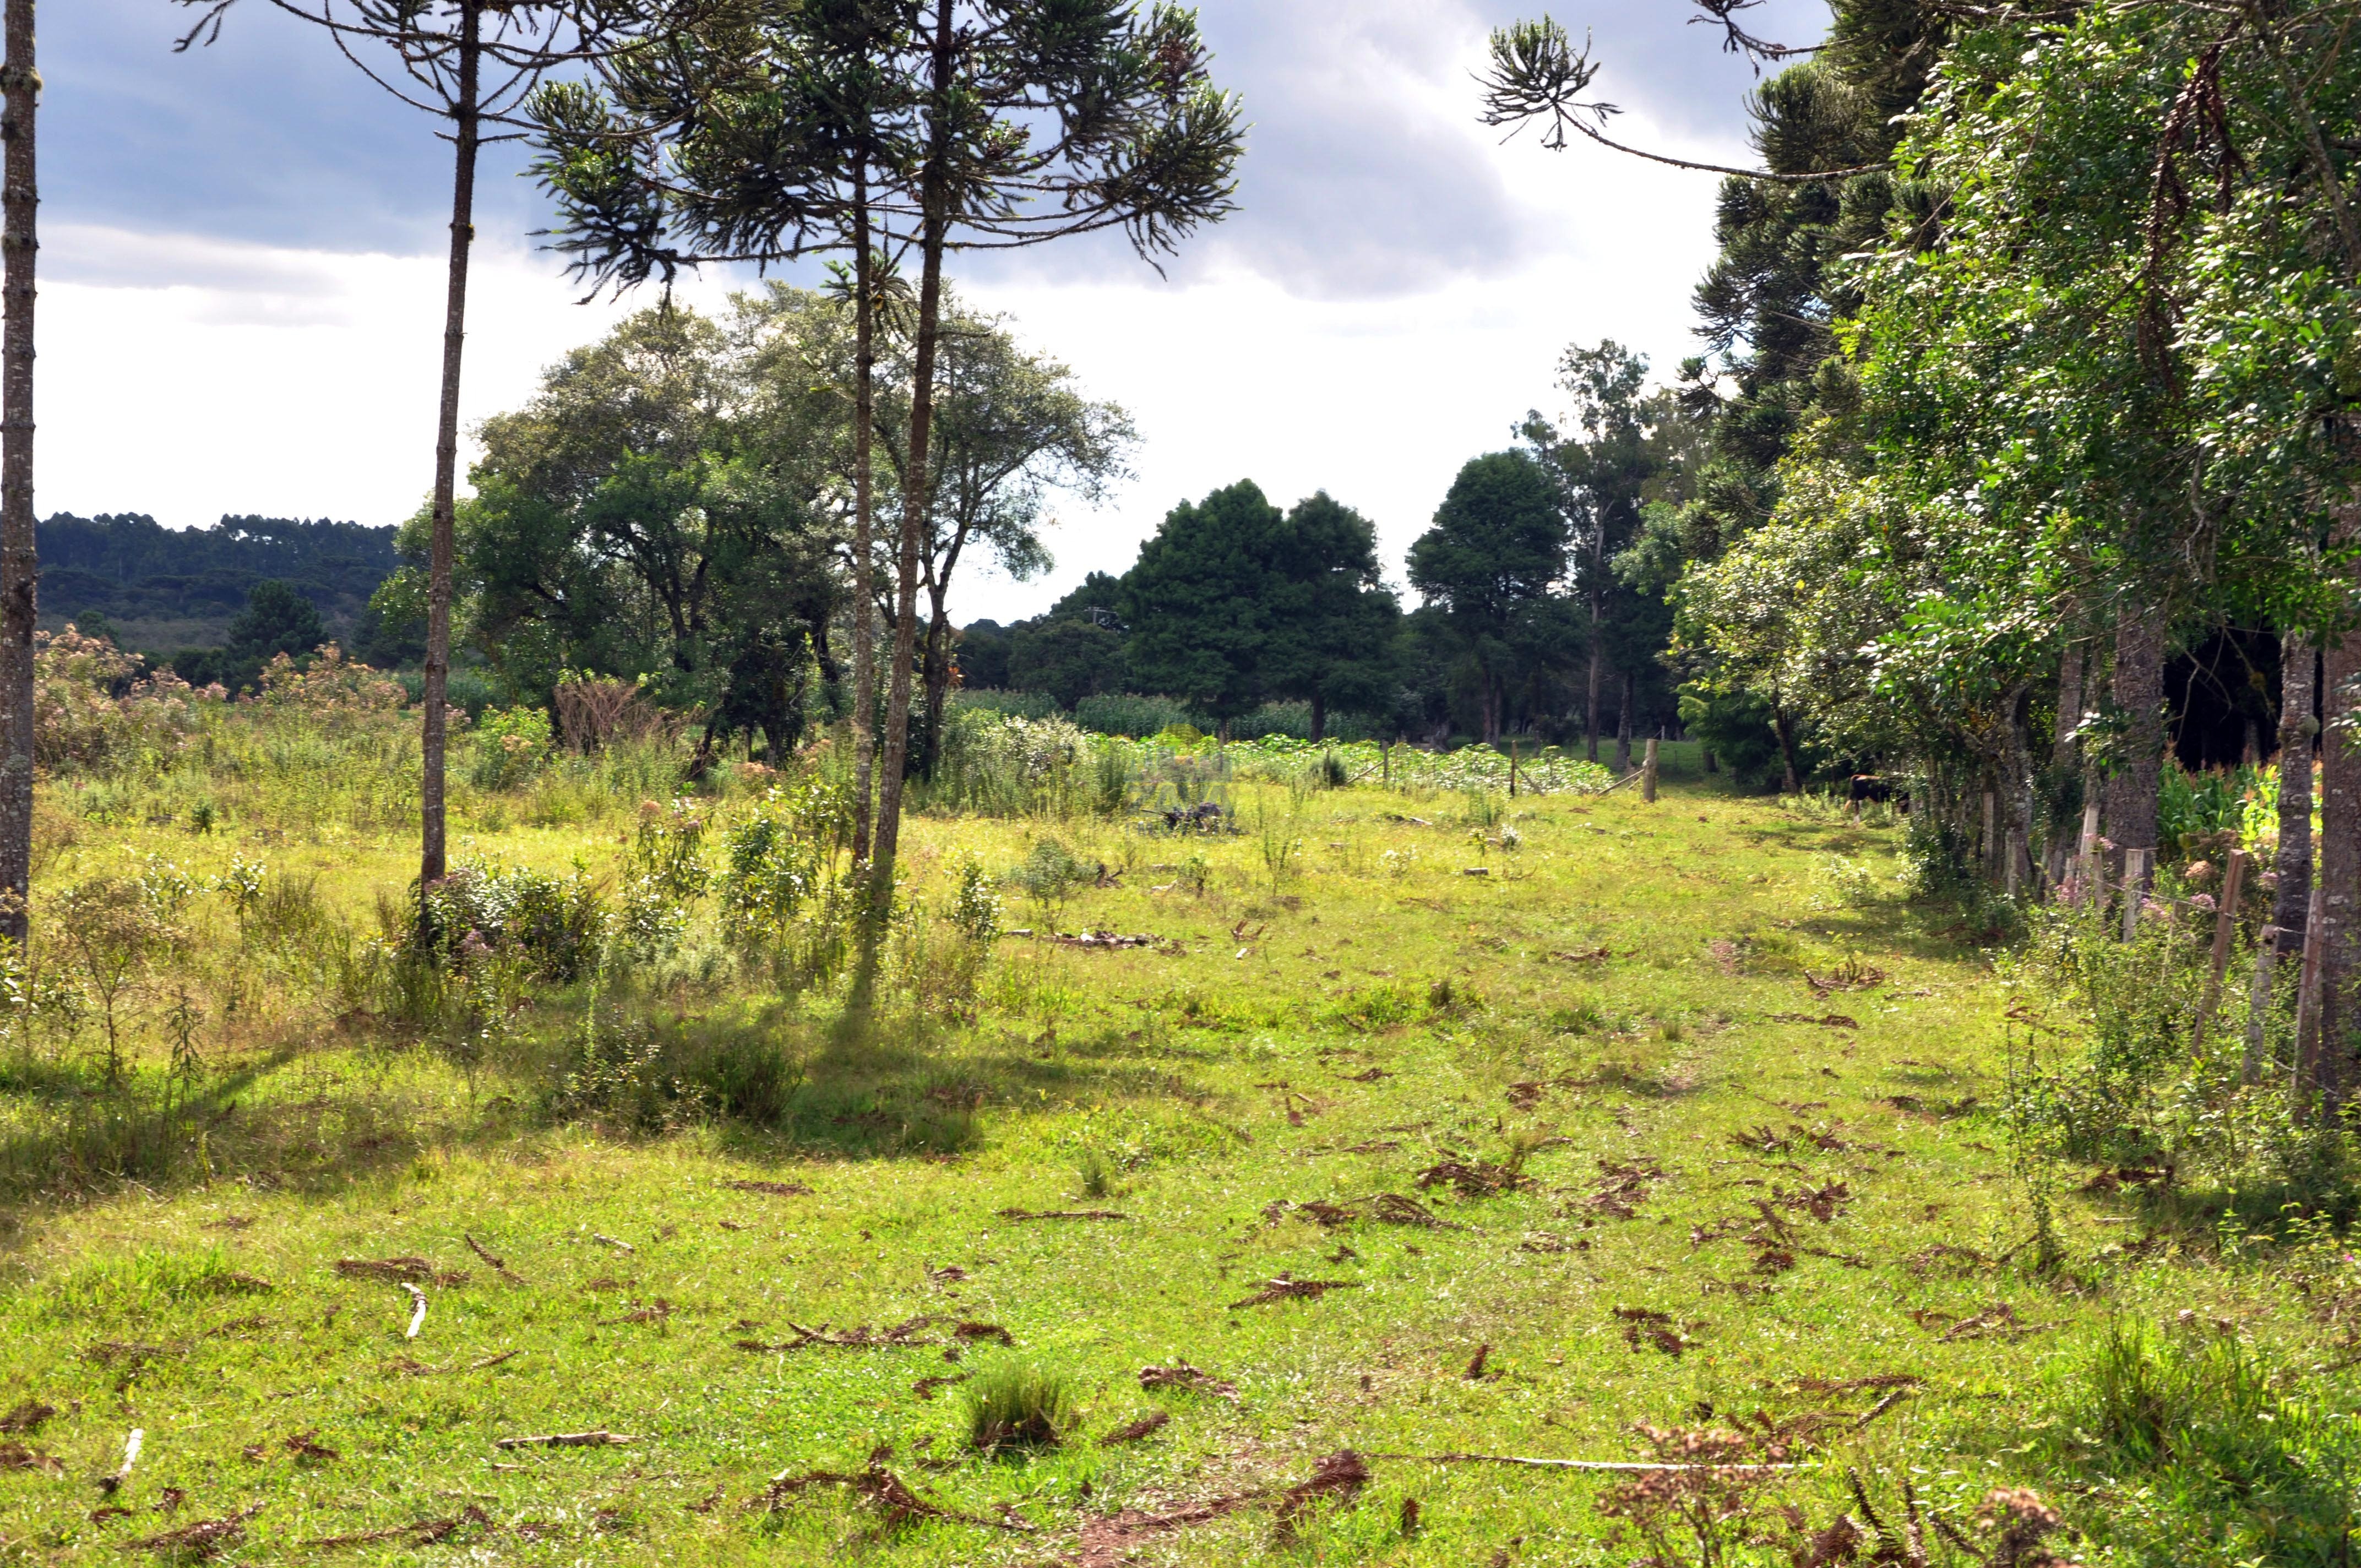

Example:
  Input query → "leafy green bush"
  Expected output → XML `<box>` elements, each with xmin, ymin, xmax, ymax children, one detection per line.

<box><xmin>1073</xmin><ymin>692</ymin><xmax>1195</xmax><ymax>737</ymax></box>
<box><xmin>469</xmin><ymin>705</ymin><xmax>553</xmax><ymax>791</ymax></box>
<box><xmin>419</xmin><ymin>859</ymin><xmax>607</xmax><ymax>981</ymax></box>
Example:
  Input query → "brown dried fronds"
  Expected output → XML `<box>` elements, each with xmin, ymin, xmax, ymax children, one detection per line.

<box><xmin>1100</xmin><ymin>1410</ymin><xmax>1171</xmax><ymax>1445</ymax></box>
<box><xmin>333</xmin><ymin>1257</ymin><xmax>466</xmax><ymax>1287</ymax></box>
<box><xmin>1230</xmin><ymin>1276</ymin><xmax>1363</xmax><ymax>1310</ymax></box>
<box><xmin>128</xmin><ymin>1507</ymin><xmax>260</xmax><ymax>1559</ymax></box>
<box><xmin>1415</xmin><ymin>1160</ymin><xmax>1528</xmax><ymax>1199</ymax></box>
<box><xmin>282</xmin><ymin>1431</ymin><xmax>339</xmax><ymax>1462</ymax></box>
<box><xmin>747</xmin><ymin>1464</ymin><xmax>1021</xmax><ymax>1533</ymax></box>
<box><xmin>1139</xmin><ymin>1362</ymin><xmax>1240</xmax><ymax>1402</ymax></box>
<box><xmin>0</xmin><ymin>1400</ymin><xmax>56</xmax><ymax>1434</ymax></box>
<box><xmin>1368</xmin><ymin>1191</ymin><xmax>1462</xmax><ymax>1229</ymax></box>
<box><xmin>1599</xmin><ymin>1427</ymin><xmax>1785</xmax><ymax>1567</ymax></box>
<box><xmin>1613</xmin><ymin>1306</ymin><xmax>1702</xmax><ymax>1357</ymax></box>
<box><xmin>0</xmin><ymin>1441</ymin><xmax>63</xmax><ymax>1477</ymax></box>
<box><xmin>301</xmin><ymin>1506</ymin><xmax>491</xmax><ymax>1548</ymax></box>
<box><xmin>721</xmin><ymin>1179</ymin><xmax>813</xmax><ymax>1197</ymax></box>
<box><xmin>995</xmin><ymin>1207</ymin><xmax>1129</xmax><ymax>1222</ymax></box>
<box><xmin>1273</xmin><ymin>1450</ymin><xmax>1370</xmax><ymax>1539</ymax></box>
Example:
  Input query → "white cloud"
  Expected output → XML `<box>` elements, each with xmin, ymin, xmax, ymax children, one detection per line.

<box><xmin>34</xmin><ymin>12</ymin><xmax>1761</xmax><ymax>627</ymax></box>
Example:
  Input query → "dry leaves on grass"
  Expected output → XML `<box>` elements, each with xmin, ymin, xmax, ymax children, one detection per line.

<box><xmin>1229</xmin><ymin>1276</ymin><xmax>1363</xmax><ymax>1310</ymax></box>
<box><xmin>1613</xmin><ymin>1307</ymin><xmax>1703</xmax><ymax>1357</ymax></box>
<box><xmin>1076</xmin><ymin>1451</ymin><xmax>1369</xmax><ymax>1566</ymax></box>
<box><xmin>333</xmin><ymin>1257</ymin><xmax>467</xmax><ymax>1287</ymax></box>
<box><xmin>0</xmin><ymin>1400</ymin><xmax>55</xmax><ymax>1435</ymax></box>
<box><xmin>1140</xmin><ymin>1362</ymin><xmax>1240</xmax><ymax>1402</ymax></box>
<box><xmin>747</xmin><ymin>1463</ymin><xmax>1024</xmax><ymax>1533</ymax></box>
<box><xmin>1416</xmin><ymin>1160</ymin><xmax>1528</xmax><ymax>1199</ymax></box>
<box><xmin>1769</xmin><ymin>1012</ymin><xmax>1861</xmax><ymax>1030</ymax></box>
<box><xmin>128</xmin><ymin>1507</ymin><xmax>260</xmax><ymax>1559</ymax></box>
<box><xmin>995</xmin><ymin>1207</ymin><xmax>1128</xmax><ymax>1222</ymax></box>
<box><xmin>721</xmin><ymin>1179</ymin><xmax>813</xmax><ymax>1197</ymax></box>
<box><xmin>1579</xmin><ymin>1158</ymin><xmax>1670</xmax><ymax>1219</ymax></box>
<box><xmin>302</xmin><ymin>1506</ymin><xmax>491</xmax><ymax>1549</ymax></box>
<box><xmin>0</xmin><ymin>1441</ymin><xmax>63</xmax><ymax>1477</ymax></box>
<box><xmin>1100</xmin><ymin>1411</ymin><xmax>1171</xmax><ymax>1445</ymax></box>
<box><xmin>737</xmin><ymin>1316</ymin><xmax>1011</xmax><ymax>1353</ymax></box>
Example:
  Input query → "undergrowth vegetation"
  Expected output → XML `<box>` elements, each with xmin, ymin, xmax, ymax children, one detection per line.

<box><xmin>0</xmin><ymin>647</ymin><xmax>2358</xmax><ymax>1564</ymax></box>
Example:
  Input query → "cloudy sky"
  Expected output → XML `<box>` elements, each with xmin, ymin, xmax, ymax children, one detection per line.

<box><xmin>44</xmin><ymin>0</ymin><xmax>1826</xmax><ymax>622</ymax></box>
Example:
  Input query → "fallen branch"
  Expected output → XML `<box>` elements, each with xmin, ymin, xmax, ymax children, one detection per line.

<box><xmin>721</xmin><ymin>1179</ymin><xmax>813</xmax><ymax>1197</ymax></box>
<box><xmin>493</xmin><ymin>1430</ymin><xmax>637</xmax><ymax>1449</ymax></box>
<box><xmin>591</xmin><ymin>1233</ymin><xmax>636</xmax><ymax>1253</ymax></box>
<box><xmin>402</xmin><ymin>1283</ymin><xmax>428</xmax><ymax>1341</ymax></box>
<box><xmin>1139</xmin><ymin>1362</ymin><xmax>1239</xmax><ymax>1402</ymax></box>
<box><xmin>0</xmin><ymin>1441</ymin><xmax>63</xmax><ymax>1477</ymax></box>
<box><xmin>747</xmin><ymin>1463</ymin><xmax>1026</xmax><ymax>1531</ymax></box>
<box><xmin>464</xmin><ymin>1234</ymin><xmax>525</xmax><ymax>1284</ymax></box>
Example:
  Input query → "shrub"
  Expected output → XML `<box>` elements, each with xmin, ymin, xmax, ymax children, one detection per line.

<box><xmin>469</xmin><ymin>705</ymin><xmax>554</xmax><ymax>791</ymax></box>
<box><xmin>34</xmin><ymin>627</ymin><xmax>213</xmax><ymax>774</ymax></box>
<box><xmin>948</xmin><ymin>857</ymin><xmax>1003</xmax><ymax>943</ymax></box>
<box><xmin>420</xmin><ymin>859</ymin><xmax>607</xmax><ymax>982</ymax></box>
<box><xmin>632</xmin><ymin>798</ymin><xmax>711</xmax><ymax>901</ymax></box>
<box><xmin>1009</xmin><ymin>839</ymin><xmax>1092</xmax><ymax>921</ymax></box>
<box><xmin>962</xmin><ymin>1362</ymin><xmax>1074</xmax><ymax>1450</ymax></box>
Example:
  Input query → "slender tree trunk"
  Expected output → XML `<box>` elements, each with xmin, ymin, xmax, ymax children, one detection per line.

<box><xmin>848</xmin><ymin>162</ymin><xmax>876</xmax><ymax>865</ymax></box>
<box><xmin>2103</xmin><ymin>600</ymin><xmax>2167</xmax><ymax>889</ymax></box>
<box><xmin>1614</xmin><ymin>673</ymin><xmax>1632</xmax><ymax>772</ymax></box>
<box><xmin>918</xmin><ymin>586</ymin><xmax>951</xmax><ymax>780</ymax></box>
<box><xmin>0</xmin><ymin>0</ymin><xmax>32</xmax><ymax>948</ymax></box>
<box><xmin>2044</xmin><ymin>638</ymin><xmax>2085</xmax><ymax>886</ymax></box>
<box><xmin>2274</xmin><ymin>629</ymin><xmax>2318</xmax><ymax>948</ymax></box>
<box><xmin>867</xmin><ymin>0</ymin><xmax>951</xmax><ymax>934</ymax></box>
<box><xmin>2316</xmin><ymin>628</ymin><xmax>2361</xmax><ymax>1105</ymax></box>
<box><xmin>1774</xmin><ymin>703</ymin><xmax>1802</xmax><ymax>793</ymax></box>
<box><xmin>1585</xmin><ymin>613</ymin><xmax>1602</xmax><ymax>763</ymax></box>
<box><xmin>418</xmin><ymin>0</ymin><xmax>480</xmax><ymax>902</ymax></box>
<box><xmin>1309</xmin><ymin>688</ymin><xmax>1325</xmax><ymax>745</ymax></box>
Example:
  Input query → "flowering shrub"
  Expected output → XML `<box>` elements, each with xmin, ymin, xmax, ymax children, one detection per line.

<box><xmin>419</xmin><ymin>858</ymin><xmax>607</xmax><ymax>982</ymax></box>
<box><xmin>34</xmin><ymin>626</ymin><xmax>214</xmax><ymax>772</ymax></box>
<box><xmin>470</xmin><ymin>705</ymin><xmax>554</xmax><ymax>791</ymax></box>
<box><xmin>252</xmin><ymin>644</ymin><xmax>410</xmax><ymax>733</ymax></box>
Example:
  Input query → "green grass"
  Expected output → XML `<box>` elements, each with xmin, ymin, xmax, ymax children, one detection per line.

<box><xmin>0</xmin><ymin>760</ymin><xmax>2352</xmax><ymax>1564</ymax></box>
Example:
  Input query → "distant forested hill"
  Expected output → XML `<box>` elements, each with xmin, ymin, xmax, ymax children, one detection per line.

<box><xmin>37</xmin><ymin>513</ymin><xmax>400</xmax><ymax>652</ymax></box>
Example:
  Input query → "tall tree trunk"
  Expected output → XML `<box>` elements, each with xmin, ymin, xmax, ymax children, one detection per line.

<box><xmin>2274</xmin><ymin>629</ymin><xmax>2318</xmax><ymax>948</ymax></box>
<box><xmin>848</xmin><ymin>162</ymin><xmax>876</xmax><ymax>865</ymax></box>
<box><xmin>2316</xmin><ymin>628</ymin><xmax>2361</xmax><ymax>1105</ymax></box>
<box><xmin>867</xmin><ymin>0</ymin><xmax>951</xmax><ymax>933</ymax></box>
<box><xmin>418</xmin><ymin>0</ymin><xmax>479</xmax><ymax>901</ymax></box>
<box><xmin>0</xmin><ymin>0</ymin><xmax>31</xmax><ymax>948</ymax></box>
<box><xmin>1614</xmin><ymin>673</ymin><xmax>1632</xmax><ymax>772</ymax></box>
<box><xmin>1585</xmin><ymin>613</ymin><xmax>1601</xmax><ymax>763</ymax></box>
<box><xmin>1773</xmin><ymin>701</ymin><xmax>1802</xmax><ymax>793</ymax></box>
<box><xmin>2103</xmin><ymin>601</ymin><xmax>2167</xmax><ymax>889</ymax></box>
<box><xmin>1309</xmin><ymin>687</ymin><xmax>1325</xmax><ymax>744</ymax></box>
<box><xmin>2044</xmin><ymin>638</ymin><xmax>2085</xmax><ymax>886</ymax></box>
<box><xmin>918</xmin><ymin>592</ymin><xmax>951</xmax><ymax>780</ymax></box>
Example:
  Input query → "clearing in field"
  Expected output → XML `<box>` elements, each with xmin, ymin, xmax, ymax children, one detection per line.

<box><xmin>0</xmin><ymin>713</ymin><xmax>2350</xmax><ymax>1566</ymax></box>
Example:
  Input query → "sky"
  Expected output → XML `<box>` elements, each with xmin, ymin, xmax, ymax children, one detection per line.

<box><xmin>42</xmin><ymin>0</ymin><xmax>1829</xmax><ymax>623</ymax></box>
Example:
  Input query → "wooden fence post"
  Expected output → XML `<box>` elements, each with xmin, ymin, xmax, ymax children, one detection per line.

<box><xmin>2192</xmin><ymin>847</ymin><xmax>2248</xmax><ymax>1057</ymax></box>
<box><xmin>1642</xmin><ymin>737</ymin><xmax>1660</xmax><ymax>804</ymax></box>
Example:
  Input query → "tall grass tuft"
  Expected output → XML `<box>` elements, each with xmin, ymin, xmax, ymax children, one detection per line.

<box><xmin>962</xmin><ymin>1361</ymin><xmax>1074</xmax><ymax>1451</ymax></box>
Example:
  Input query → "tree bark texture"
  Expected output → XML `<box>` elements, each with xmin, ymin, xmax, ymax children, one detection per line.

<box><xmin>1585</xmin><ymin>630</ymin><xmax>1601</xmax><ymax>763</ymax></box>
<box><xmin>848</xmin><ymin>166</ymin><xmax>876</xmax><ymax>864</ymax></box>
<box><xmin>868</xmin><ymin>0</ymin><xmax>952</xmax><ymax>923</ymax></box>
<box><xmin>0</xmin><ymin>0</ymin><xmax>32</xmax><ymax>948</ymax></box>
<box><xmin>1614</xmin><ymin>673</ymin><xmax>1632</xmax><ymax>772</ymax></box>
<box><xmin>2273</xmin><ymin>630</ymin><xmax>2318</xmax><ymax>945</ymax></box>
<box><xmin>2103</xmin><ymin>602</ymin><xmax>2167</xmax><ymax>887</ymax></box>
<box><xmin>2044</xmin><ymin>639</ymin><xmax>2085</xmax><ymax>886</ymax></box>
<box><xmin>2315</xmin><ymin>630</ymin><xmax>2361</xmax><ymax>1104</ymax></box>
<box><xmin>419</xmin><ymin>0</ymin><xmax>480</xmax><ymax>898</ymax></box>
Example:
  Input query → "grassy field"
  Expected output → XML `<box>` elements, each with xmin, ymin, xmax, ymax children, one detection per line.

<box><xmin>0</xmin><ymin>745</ymin><xmax>2351</xmax><ymax>1565</ymax></box>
